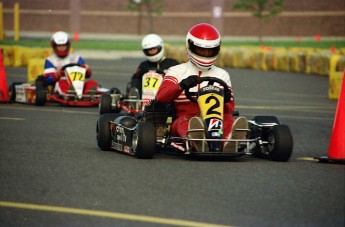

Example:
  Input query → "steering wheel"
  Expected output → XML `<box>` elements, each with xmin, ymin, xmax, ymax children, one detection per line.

<box><xmin>184</xmin><ymin>77</ymin><xmax>231</xmax><ymax>103</ymax></box>
<box><xmin>61</xmin><ymin>63</ymin><xmax>82</xmax><ymax>71</ymax></box>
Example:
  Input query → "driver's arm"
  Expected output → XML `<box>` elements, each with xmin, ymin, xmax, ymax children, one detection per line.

<box><xmin>43</xmin><ymin>59</ymin><xmax>61</xmax><ymax>84</ymax></box>
<box><xmin>77</xmin><ymin>56</ymin><xmax>92</xmax><ymax>78</ymax></box>
<box><xmin>155</xmin><ymin>75</ymin><xmax>182</xmax><ymax>104</ymax></box>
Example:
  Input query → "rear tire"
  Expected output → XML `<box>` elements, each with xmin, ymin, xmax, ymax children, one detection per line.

<box><xmin>99</xmin><ymin>94</ymin><xmax>112</xmax><ymax>114</ymax></box>
<box><xmin>267</xmin><ymin>125</ymin><xmax>293</xmax><ymax>162</ymax></box>
<box><xmin>97</xmin><ymin>113</ymin><xmax>120</xmax><ymax>151</ymax></box>
<box><xmin>35</xmin><ymin>86</ymin><xmax>46</xmax><ymax>106</ymax></box>
<box><xmin>132</xmin><ymin>122</ymin><xmax>155</xmax><ymax>159</ymax></box>
<box><xmin>8</xmin><ymin>82</ymin><xmax>24</xmax><ymax>103</ymax></box>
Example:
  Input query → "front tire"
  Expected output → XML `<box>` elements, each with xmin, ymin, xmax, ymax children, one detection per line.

<box><xmin>35</xmin><ymin>86</ymin><xmax>46</xmax><ymax>106</ymax></box>
<box><xmin>132</xmin><ymin>122</ymin><xmax>156</xmax><ymax>159</ymax></box>
<box><xmin>267</xmin><ymin>125</ymin><xmax>293</xmax><ymax>162</ymax></box>
<box><xmin>97</xmin><ymin>113</ymin><xmax>120</xmax><ymax>151</ymax></box>
<box><xmin>8</xmin><ymin>82</ymin><xmax>24</xmax><ymax>103</ymax></box>
<box><xmin>99</xmin><ymin>94</ymin><xmax>112</xmax><ymax>114</ymax></box>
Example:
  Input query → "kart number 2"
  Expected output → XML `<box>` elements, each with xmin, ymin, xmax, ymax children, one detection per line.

<box><xmin>198</xmin><ymin>93</ymin><xmax>224</xmax><ymax>119</ymax></box>
<box><xmin>206</xmin><ymin>96</ymin><xmax>221</xmax><ymax>116</ymax></box>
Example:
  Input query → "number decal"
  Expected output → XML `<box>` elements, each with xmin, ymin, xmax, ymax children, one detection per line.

<box><xmin>206</xmin><ymin>96</ymin><xmax>221</xmax><ymax>116</ymax></box>
<box><xmin>70</xmin><ymin>72</ymin><xmax>85</xmax><ymax>81</ymax></box>
<box><xmin>198</xmin><ymin>93</ymin><xmax>224</xmax><ymax>120</ymax></box>
<box><xmin>66</xmin><ymin>66</ymin><xmax>86</xmax><ymax>81</ymax></box>
<box><xmin>143</xmin><ymin>77</ymin><xmax>159</xmax><ymax>89</ymax></box>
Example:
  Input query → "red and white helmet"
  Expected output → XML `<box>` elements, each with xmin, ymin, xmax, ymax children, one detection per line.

<box><xmin>141</xmin><ymin>34</ymin><xmax>165</xmax><ymax>62</ymax></box>
<box><xmin>50</xmin><ymin>31</ymin><xmax>71</xmax><ymax>58</ymax></box>
<box><xmin>186</xmin><ymin>23</ymin><xmax>221</xmax><ymax>70</ymax></box>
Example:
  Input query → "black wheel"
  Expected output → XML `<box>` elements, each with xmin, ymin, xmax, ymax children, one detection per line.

<box><xmin>8</xmin><ymin>82</ymin><xmax>24</xmax><ymax>103</ymax></box>
<box><xmin>99</xmin><ymin>94</ymin><xmax>112</xmax><ymax>114</ymax></box>
<box><xmin>132</xmin><ymin>122</ymin><xmax>156</xmax><ymax>159</ymax></box>
<box><xmin>96</xmin><ymin>113</ymin><xmax>120</xmax><ymax>151</ymax></box>
<box><xmin>35</xmin><ymin>75</ymin><xmax>46</xmax><ymax>88</ymax></box>
<box><xmin>267</xmin><ymin>125</ymin><xmax>293</xmax><ymax>161</ymax></box>
<box><xmin>252</xmin><ymin>115</ymin><xmax>281</xmax><ymax>125</ymax></box>
<box><xmin>35</xmin><ymin>85</ymin><xmax>46</xmax><ymax>106</ymax></box>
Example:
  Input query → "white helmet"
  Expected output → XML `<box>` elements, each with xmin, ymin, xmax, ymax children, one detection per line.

<box><xmin>186</xmin><ymin>23</ymin><xmax>221</xmax><ymax>70</ymax></box>
<box><xmin>51</xmin><ymin>31</ymin><xmax>71</xmax><ymax>58</ymax></box>
<box><xmin>141</xmin><ymin>34</ymin><xmax>165</xmax><ymax>62</ymax></box>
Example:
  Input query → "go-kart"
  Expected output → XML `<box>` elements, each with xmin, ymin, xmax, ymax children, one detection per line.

<box><xmin>9</xmin><ymin>63</ymin><xmax>109</xmax><ymax>107</ymax></box>
<box><xmin>96</xmin><ymin>77</ymin><xmax>293</xmax><ymax>161</ymax></box>
<box><xmin>99</xmin><ymin>69</ymin><xmax>164</xmax><ymax>115</ymax></box>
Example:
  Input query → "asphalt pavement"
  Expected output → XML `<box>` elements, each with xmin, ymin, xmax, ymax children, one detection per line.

<box><xmin>1</xmin><ymin>58</ymin><xmax>344</xmax><ymax>227</ymax></box>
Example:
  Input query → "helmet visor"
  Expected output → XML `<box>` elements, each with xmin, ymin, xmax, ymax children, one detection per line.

<box><xmin>188</xmin><ymin>40</ymin><xmax>220</xmax><ymax>58</ymax></box>
<box><xmin>143</xmin><ymin>46</ymin><xmax>162</xmax><ymax>57</ymax></box>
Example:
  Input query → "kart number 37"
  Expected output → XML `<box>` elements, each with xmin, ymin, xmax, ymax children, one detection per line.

<box><xmin>142</xmin><ymin>72</ymin><xmax>163</xmax><ymax>91</ymax></box>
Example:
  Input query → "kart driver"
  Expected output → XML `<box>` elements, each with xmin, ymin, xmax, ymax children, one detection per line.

<box><xmin>154</xmin><ymin>23</ymin><xmax>248</xmax><ymax>152</ymax></box>
<box><xmin>43</xmin><ymin>31</ymin><xmax>98</xmax><ymax>95</ymax></box>
<box><xmin>129</xmin><ymin>34</ymin><xmax>179</xmax><ymax>96</ymax></box>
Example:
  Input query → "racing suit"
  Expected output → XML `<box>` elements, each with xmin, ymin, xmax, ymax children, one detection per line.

<box><xmin>43</xmin><ymin>53</ymin><xmax>97</xmax><ymax>95</ymax></box>
<box><xmin>155</xmin><ymin>61</ymin><xmax>235</xmax><ymax>138</ymax></box>
<box><xmin>130</xmin><ymin>57</ymin><xmax>179</xmax><ymax>96</ymax></box>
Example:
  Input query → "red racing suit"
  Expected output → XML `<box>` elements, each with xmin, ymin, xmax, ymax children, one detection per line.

<box><xmin>43</xmin><ymin>53</ymin><xmax>96</xmax><ymax>95</ymax></box>
<box><xmin>155</xmin><ymin>61</ymin><xmax>235</xmax><ymax>138</ymax></box>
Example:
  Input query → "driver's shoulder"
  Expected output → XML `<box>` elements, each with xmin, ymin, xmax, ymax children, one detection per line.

<box><xmin>166</xmin><ymin>62</ymin><xmax>186</xmax><ymax>74</ymax></box>
<box><xmin>68</xmin><ymin>53</ymin><xmax>82</xmax><ymax>62</ymax></box>
<box><xmin>208</xmin><ymin>66</ymin><xmax>229</xmax><ymax>79</ymax></box>
<box><xmin>210</xmin><ymin>65</ymin><xmax>229</xmax><ymax>74</ymax></box>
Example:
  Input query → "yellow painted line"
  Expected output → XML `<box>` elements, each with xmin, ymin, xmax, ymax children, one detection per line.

<box><xmin>297</xmin><ymin>157</ymin><xmax>319</xmax><ymax>161</ymax></box>
<box><xmin>0</xmin><ymin>201</ymin><xmax>231</xmax><ymax>227</ymax></box>
<box><xmin>0</xmin><ymin>117</ymin><xmax>25</xmax><ymax>120</ymax></box>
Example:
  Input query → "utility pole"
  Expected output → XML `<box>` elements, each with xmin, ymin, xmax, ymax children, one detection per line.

<box><xmin>70</xmin><ymin>0</ymin><xmax>81</xmax><ymax>40</ymax></box>
<box><xmin>211</xmin><ymin>0</ymin><xmax>224</xmax><ymax>34</ymax></box>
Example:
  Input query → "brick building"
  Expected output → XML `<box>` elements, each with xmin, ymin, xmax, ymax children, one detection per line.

<box><xmin>2</xmin><ymin>0</ymin><xmax>345</xmax><ymax>37</ymax></box>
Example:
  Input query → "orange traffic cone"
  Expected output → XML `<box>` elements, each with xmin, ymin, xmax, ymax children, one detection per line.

<box><xmin>0</xmin><ymin>49</ymin><xmax>9</xmax><ymax>103</ymax></box>
<box><xmin>316</xmin><ymin>71</ymin><xmax>345</xmax><ymax>164</ymax></box>
<box><xmin>74</xmin><ymin>32</ymin><xmax>79</xmax><ymax>42</ymax></box>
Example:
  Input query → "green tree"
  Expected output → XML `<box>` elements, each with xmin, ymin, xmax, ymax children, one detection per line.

<box><xmin>127</xmin><ymin>0</ymin><xmax>164</xmax><ymax>34</ymax></box>
<box><xmin>233</xmin><ymin>0</ymin><xmax>284</xmax><ymax>43</ymax></box>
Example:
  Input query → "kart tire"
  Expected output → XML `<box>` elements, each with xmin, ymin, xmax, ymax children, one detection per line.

<box><xmin>35</xmin><ymin>75</ymin><xmax>46</xmax><ymax>88</ymax></box>
<box><xmin>35</xmin><ymin>85</ymin><xmax>46</xmax><ymax>106</ymax></box>
<box><xmin>8</xmin><ymin>82</ymin><xmax>24</xmax><ymax>103</ymax></box>
<box><xmin>99</xmin><ymin>94</ymin><xmax>113</xmax><ymax>114</ymax></box>
<box><xmin>267</xmin><ymin>124</ymin><xmax>293</xmax><ymax>162</ymax></box>
<box><xmin>97</xmin><ymin>113</ymin><xmax>120</xmax><ymax>151</ymax></box>
<box><xmin>132</xmin><ymin>122</ymin><xmax>155</xmax><ymax>159</ymax></box>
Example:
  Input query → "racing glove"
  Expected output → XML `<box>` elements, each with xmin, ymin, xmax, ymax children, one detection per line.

<box><xmin>179</xmin><ymin>75</ymin><xmax>200</xmax><ymax>90</ymax></box>
<box><xmin>82</xmin><ymin>64</ymin><xmax>92</xmax><ymax>78</ymax></box>
<box><xmin>55</xmin><ymin>68</ymin><xmax>64</xmax><ymax>80</ymax></box>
